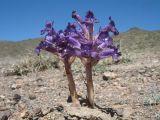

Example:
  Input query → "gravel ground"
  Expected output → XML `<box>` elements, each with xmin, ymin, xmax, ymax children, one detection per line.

<box><xmin>0</xmin><ymin>52</ymin><xmax>160</xmax><ymax>120</ymax></box>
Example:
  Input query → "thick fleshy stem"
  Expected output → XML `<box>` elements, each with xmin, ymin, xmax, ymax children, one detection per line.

<box><xmin>85</xmin><ymin>59</ymin><xmax>94</xmax><ymax>108</ymax></box>
<box><xmin>64</xmin><ymin>57</ymin><xmax>80</xmax><ymax>106</ymax></box>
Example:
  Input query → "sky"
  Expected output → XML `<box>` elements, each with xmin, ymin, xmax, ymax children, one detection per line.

<box><xmin>0</xmin><ymin>0</ymin><xmax>160</xmax><ymax>41</ymax></box>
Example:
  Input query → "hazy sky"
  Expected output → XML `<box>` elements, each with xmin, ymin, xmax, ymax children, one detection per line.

<box><xmin>0</xmin><ymin>0</ymin><xmax>160</xmax><ymax>41</ymax></box>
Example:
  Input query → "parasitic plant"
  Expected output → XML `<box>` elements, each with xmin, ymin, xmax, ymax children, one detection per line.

<box><xmin>35</xmin><ymin>10</ymin><xmax>121</xmax><ymax>108</ymax></box>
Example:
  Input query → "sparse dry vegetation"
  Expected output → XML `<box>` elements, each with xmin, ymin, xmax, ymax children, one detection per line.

<box><xmin>2</xmin><ymin>52</ymin><xmax>60</xmax><ymax>76</ymax></box>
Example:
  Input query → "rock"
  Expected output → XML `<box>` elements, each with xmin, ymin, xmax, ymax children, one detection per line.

<box><xmin>154</xmin><ymin>71</ymin><xmax>160</xmax><ymax>76</ymax></box>
<box><xmin>14</xmin><ymin>76</ymin><xmax>22</xmax><ymax>79</ymax></box>
<box><xmin>116</xmin><ymin>108</ymin><xmax>124</xmax><ymax>117</ymax></box>
<box><xmin>1</xmin><ymin>115</ymin><xmax>8</xmax><ymax>120</ymax></box>
<box><xmin>151</xmin><ymin>68</ymin><xmax>155</xmax><ymax>72</ymax></box>
<box><xmin>0</xmin><ymin>95</ymin><xmax>6</xmax><ymax>100</ymax></box>
<box><xmin>42</xmin><ymin>108</ymin><xmax>51</xmax><ymax>115</ymax></box>
<box><xmin>34</xmin><ymin>87</ymin><xmax>47</xmax><ymax>93</ymax></box>
<box><xmin>144</xmin><ymin>73</ymin><xmax>152</xmax><ymax>77</ymax></box>
<box><xmin>65</xmin><ymin>107</ymin><xmax>114</xmax><ymax>120</ymax></box>
<box><xmin>5</xmin><ymin>99</ymin><xmax>16</xmax><ymax>106</ymax></box>
<box><xmin>139</xmin><ymin>90</ymin><xmax>145</xmax><ymax>95</ymax></box>
<box><xmin>138</xmin><ymin>69</ymin><xmax>146</xmax><ymax>74</ymax></box>
<box><xmin>55</xmin><ymin>105</ymin><xmax>64</xmax><ymax>112</ymax></box>
<box><xmin>37</xmin><ymin>83</ymin><xmax>44</xmax><ymax>87</ymax></box>
<box><xmin>0</xmin><ymin>110</ymin><xmax>11</xmax><ymax>120</ymax></box>
<box><xmin>11</xmin><ymin>84</ymin><xmax>21</xmax><ymax>90</ymax></box>
<box><xmin>29</xmin><ymin>94</ymin><xmax>36</xmax><ymax>100</ymax></box>
<box><xmin>154</xmin><ymin>111</ymin><xmax>160</xmax><ymax>120</ymax></box>
<box><xmin>33</xmin><ymin>108</ymin><xmax>43</xmax><ymax>117</ymax></box>
<box><xmin>39</xmin><ymin>112</ymin><xmax>64</xmax><ymax>120</ymax></box>
<box><xmin>0</xmin><ymin>106</ymin><xmax>9</xmax><ymax>111</ymax></box>
<box><xmin>2</xmin><ymin>68</ymin><xmax>15</xmax><ymax>76</ymax></box>
<box><xmin>103</xmin><ymin>72</ymin><xmax>117</xmax><ymax>80</ymax></box>
<box><xmin>20</xmin><ymin>110</ymin><xmax>30</xmax><ymax>119</ymax></box>
<box><xmin>123</xmin><ymin>107</ymin><xmax>133</xmax><ymax>118</ymax></box>
<box><xmin>102</xmin><ymin>75</ymin><xmax>109</xmax><ymax>81</ymax></box>
<box><xmin>36</xmin><ymin>78</ymin><xmax>43</xmax><ymax>82</ymax></box>
<box><xmin>112</xmin><ymin>82</ymin><xmax>119</xmax><ymax>86</ymax></box>
<box><xmin>153</xmin><ymin>60</ymin><xmax>159</xmax><ymax>63</ymax></box>
<box><xmin>18</xmin><ymin>101</ymin><xmax>27</xmax><ymax>110</ymax></box>
<box><xmin>13</xmin><ymin>94</ymin><xmax>21</xmax><ymax>103</ymax></box>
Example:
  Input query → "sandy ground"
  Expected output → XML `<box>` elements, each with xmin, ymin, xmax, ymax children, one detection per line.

<box><xmin>0</xmin><ymin>52</ymin><xmax>160</xmax><ymax>120</ymax></box>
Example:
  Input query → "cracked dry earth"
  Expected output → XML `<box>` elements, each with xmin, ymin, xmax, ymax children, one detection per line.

<box><xmin>0</xmin><ymin>52</ymin><xmax>160</xmax><ymax>120</ymax></box>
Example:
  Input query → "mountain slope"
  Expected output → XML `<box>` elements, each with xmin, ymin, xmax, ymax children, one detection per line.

<box><xmin>0</xmin><ymin>38</ymin><xmax>40</xmax><ymax>58</ymax></box>
<box><xmin>0</xmin><ymin>28</ymin><xmax>160</xmax><ymax>58</ymax></box>
<box><xmin>114</xmin><ymin>28</ymin><xmax>160</xmax><ymax>53</ymax></box>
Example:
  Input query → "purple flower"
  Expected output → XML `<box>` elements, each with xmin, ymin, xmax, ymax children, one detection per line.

<box><xmin>35</xmin><ymin>11</ymin><xmax>121</xmax><ymax>61</ymax></box>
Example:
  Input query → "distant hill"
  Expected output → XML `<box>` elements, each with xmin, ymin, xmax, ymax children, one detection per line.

<box><xmin>114</xmin><ymin>28</ymin><xmax>160</xmax><ymax>53</ymax></box>
<box><xmin>0</xmin><ymin>28</ymin><xmax>160</xmax><ymax>58</ymax></box>
<box><xmin>0</xmin><ymin>38</ymin><xmax>41</xmax><ymax>58</ymax></box>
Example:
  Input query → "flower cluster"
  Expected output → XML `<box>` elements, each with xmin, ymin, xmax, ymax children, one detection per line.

<box><xmin>35</xmin><ymin>10</ymin><xmax>121</xmax><ymax>61</ymax></box>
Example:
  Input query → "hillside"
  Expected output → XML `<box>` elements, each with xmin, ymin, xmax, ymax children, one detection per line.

<box><xmin>0</xmin><ymin>28</ymin><xmax>160</xmax><ymax>58</ymax></box>
<box><xmin>114</xmin><ymin>28</ymin><xmax>160</xmax><ymax>53</ymax></box>
<box><xmin>0</xmin><ymin>38</ymin><xmax>40</xmax><ymax>58</ymax></box>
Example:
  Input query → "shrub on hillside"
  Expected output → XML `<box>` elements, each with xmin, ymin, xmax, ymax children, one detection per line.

<box><xmin>3</xmin><ymin>52</ymin><xmax>60</xmax><ymax>76</ymax></box>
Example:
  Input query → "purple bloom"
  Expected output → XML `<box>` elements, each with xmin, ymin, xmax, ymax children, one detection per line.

<box><xmin>35</xmin><ymin>11</ymin><xmax>121</xmax><ymax>61</ymax></box>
